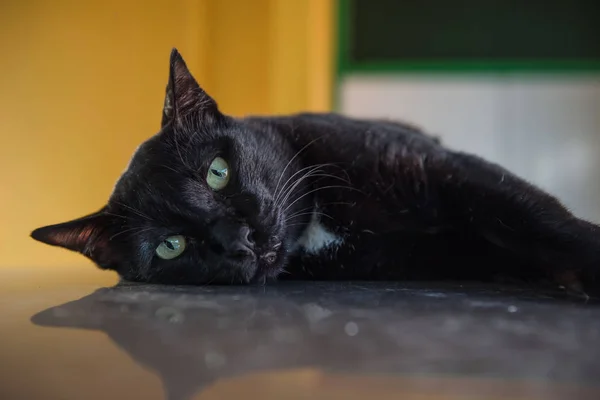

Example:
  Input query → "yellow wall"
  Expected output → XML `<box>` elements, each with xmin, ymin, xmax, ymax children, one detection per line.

<box><xmin>0</xmin><ymin>0</ymin><xmax>334</xmax><ymax>270</ymax></box>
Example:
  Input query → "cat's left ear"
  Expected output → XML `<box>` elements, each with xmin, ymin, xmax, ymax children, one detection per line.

<box><xmin>161</xmin><ymin>48</ymin><xmax>219</xmax><ymax>128</ymax></box>
<box><xmin>30</xmin><ymin>207</ymin><xmax>120</xmax><ymax>269</ymax></box>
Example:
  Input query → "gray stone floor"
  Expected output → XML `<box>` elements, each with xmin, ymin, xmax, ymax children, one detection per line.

<box><xmin>29</xmin><ymin>281</ymin><xmax>600</xmax><ymax>399</ymax></box>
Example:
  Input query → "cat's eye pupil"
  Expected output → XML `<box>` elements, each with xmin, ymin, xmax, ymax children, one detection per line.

<box><xmin>206</xmin><ymin>157</ymin><xmax>230</xmax><ymax>190</ymax></box>
<box><xmin>156</xmin><ymin>235</ymin><xmax>186</xmax><ymax>260</ymax></box>
<box><xmin>211</xmin><ymin>168</ymin><xmax>225</xmax><ymax>178</ymax></box>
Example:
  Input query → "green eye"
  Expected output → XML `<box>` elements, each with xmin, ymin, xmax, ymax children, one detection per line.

<box><xmin>156</xmin><ymin>235</ymin><xmax>186</xmax><ymax>260</ymax></box>
<box><xmin>206</xmin><ymin>156</ymin><xmax>230</xmax><ymax>190</ymax></box>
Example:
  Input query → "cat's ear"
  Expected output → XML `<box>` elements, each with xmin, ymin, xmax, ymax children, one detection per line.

<box><xmin>161</xmin><ymin>48</ymin><xmax>218</xmax><ymax>128</ymax></box>
<box><xmin>30</xmin><ymin>207</ymin><xmax>120</xmax><ymax>268</ymax></box>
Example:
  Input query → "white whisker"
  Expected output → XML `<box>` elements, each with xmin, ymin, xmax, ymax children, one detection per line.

<box><xmin>275</xmin><ymin>163</ymin><xmax>327</xmax><ymax>205</ymax></box>
<box><xmin>273</xmin><ymin>136</ymin><xmax>325</xmax><ymax>200</ymax></box>
<box><xmin>285</xmin><ymin>211</ymin><xmax>333</xmax><ymax>222</ymax></box>
<box><xmin>283</xmin><ymin>185</ymin><xmax>364</xmax><ymax>214</ymax></box>
<box><xmin>277</xmin><ymin>165</ymin><xmax>325</xmax><ymax>208</ymax></box>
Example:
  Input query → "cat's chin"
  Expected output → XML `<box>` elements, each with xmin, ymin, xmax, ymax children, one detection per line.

<box><xmin>240</xmin><ymin>231</ymin><xmax>297</xmax><ymax>284</ymax></box>
<box><xmin>247</xmin><ymin>268</ymin><xmax>282</xmax><ymax>285</ymax></box>
<box><xmin>245</xmin><ymin>258</ymin><xmax>286</xmax><ymax>285</ymax></box>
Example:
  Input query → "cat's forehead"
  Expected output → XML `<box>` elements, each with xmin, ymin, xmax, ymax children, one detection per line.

<box><xmin>109</xmin><ymin>135</ymin><xmax>171</xmax><ymax>198</ymax></box>
<box><xmin>107</xmin><ymin>120</ymin><xmax>280</xmax><ymax>212</ymax></box>
<box><xmin>126</xmin><ymin>134</ymin><xmax>166</xmax><ymax>171</ymax></box>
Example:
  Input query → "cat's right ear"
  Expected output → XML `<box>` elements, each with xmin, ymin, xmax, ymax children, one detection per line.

<box><xmin>161</xmin><ymin>48</ymin><xmax>219</xmax><ymax>128</ymax></box>
<box><xmin>30</xmin><ymin>207</ymin><xmax>121</xmax><ymax>269</ymax></box>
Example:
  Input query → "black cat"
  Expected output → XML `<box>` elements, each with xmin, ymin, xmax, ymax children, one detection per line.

<box><xmin>31</xmin><ymin>49</ymin><xmax>600</xmax><ymax>298</ymax></box>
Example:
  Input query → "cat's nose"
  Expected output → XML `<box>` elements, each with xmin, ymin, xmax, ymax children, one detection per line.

<box><xmin>229</xmin><ymin>225</ymin><xmax>256</xmax><ymax>260</ymax></box>
<box><xmin>239</xmin><ymin>225</ymin><xmax>255</xmax><ymax>247</ymax></box>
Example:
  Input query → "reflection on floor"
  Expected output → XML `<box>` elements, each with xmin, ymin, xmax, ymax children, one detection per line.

<box><xmin>24</xmin><ymin>280</ymin><xmax>600</xmax><ymax>400</ymax></box>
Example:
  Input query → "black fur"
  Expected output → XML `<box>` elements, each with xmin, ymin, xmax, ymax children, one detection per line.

<box><xmin>31</xmin><ymin>49</ymin><xmax>600</xmax><ymax>296</ymax></box>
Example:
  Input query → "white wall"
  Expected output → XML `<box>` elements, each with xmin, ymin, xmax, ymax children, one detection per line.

<box><xmin>339</xmin><ymin>74</ymin><xmax>600</xmax><ymax>223</ymax></box>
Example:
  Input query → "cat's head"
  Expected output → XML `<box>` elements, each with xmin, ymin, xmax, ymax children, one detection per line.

<box><xmin>31</xmin><ymin>49</ymin><xmax>311</xmax><ymax>285</ymax></box>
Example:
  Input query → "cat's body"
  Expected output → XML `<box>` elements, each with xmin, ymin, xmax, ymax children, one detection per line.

<box><xmin>32</xmin><ymin>49</ymin><xmax>600</xmax><ymax>297</ymax></box>
<box><xmin>247</xmin><ymin>113</ymin><xmax>599</xmax><ymax>289</ymax></box>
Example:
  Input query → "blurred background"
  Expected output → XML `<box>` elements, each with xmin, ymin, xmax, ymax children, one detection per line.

<box><xmin>1</xmin><ymin>0</ymin><xmax>599</xmax><ymax>275</ymax></box>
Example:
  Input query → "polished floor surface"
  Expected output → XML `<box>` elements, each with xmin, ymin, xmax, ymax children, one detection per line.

<box><xmin>2</xmin><ymin>266</ymin><xmax>600</xmax><ymax>400</ymax></box>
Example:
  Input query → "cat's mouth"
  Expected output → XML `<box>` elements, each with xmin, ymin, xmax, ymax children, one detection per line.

<box><xmin>235</xmin><ymin>241</ymin><xmax>283</xmax><ymax>284</ymax></box>
<box><xmin>219</xmin><ymin>236</ymin><xmax>282</xmax><ymax>284</ymax></box>
<box><xmin>259</xmin><ymin>241</ymin><xmax>281</xmax><ymax>263</ymax></box>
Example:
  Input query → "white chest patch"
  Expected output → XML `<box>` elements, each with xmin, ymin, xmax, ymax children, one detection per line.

<box><xmin>295</xmin><ymin>210</ymin><xmax>343</xmax><ymax>255</ymax></box>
